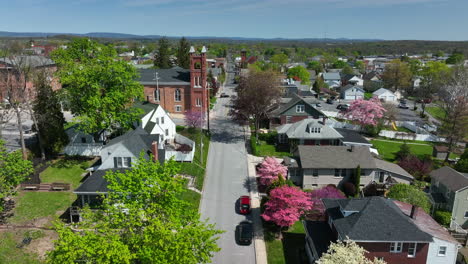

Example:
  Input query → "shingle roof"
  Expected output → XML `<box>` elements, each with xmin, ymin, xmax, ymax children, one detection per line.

<box><xmin>322</xmin><ymin>72</ymin><xmax>341</xmax><ymax>80</ymax></box>
<box><xmin>323</xmin><ymin>197</ymin><xmax>433</xmax><ymax>242</ymax></box>
<box><xmin>374</xmin><ymin>158</ymin><xmax>413</xmax><ymax>179</ymax></box>
<box><xmin>0</xmin><ymin>55</ymin><xmax>55</xmax><ymax>68</ymax></box>
<box><xmin>133</xmin><ymin>101</ymin><xmax>160</xmax><ymax>115</ymax></box>
<box><xmin>430</xmin><ymin>166</ymin><xmax>468</xmax><ymax>192</ymax></box>
<box><xmin>373</xmin><ymin>88</ymin><xmax>393</xmax><ymax>96</ymax></box>
<box><xmin>277</xmin><ymin>119</ymin><xmax>343</xmax><ymax>140</ymax></box>
<box><xmin>74</xmin><ymin>168</ymin><xmax>128</xmax><ymax>194</ymax></box>
<box><xmin>270</xmin><ymin>93</ymin><xmax>323</xmax><ymax>116</ymax></box>
<box><xmin>138</xmin><ymin>67</ymin><xmax>190</xmax><ymax>85</ymax></box>
<box><xmin>340</xmin><ymin>84</ymin><xmax>365</xmax><ymax>93</ymax></box>
<box><xmin>335</xmin><ymin>128</ymin><xmax>371</xmax><ymax>146</ymax></box>
<box><xmin>297</xmin><ymin>145</ymin><xmax>375</xmax><ymax>169</ymax></box>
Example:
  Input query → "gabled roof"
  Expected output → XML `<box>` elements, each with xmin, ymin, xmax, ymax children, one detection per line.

<box><xmin>363</xmin><ymin>71</ymin><xmax>381</xmax><ymax>81</ymax></box>
<box><xmin>342</xmin><ymin>74</ymin><xmax>362</xmax><ymax>82</ymax></box>
<box><xmin>322</xmin><ymin>72</ymin><xmax>341</xmax><ymax>80</ymax></box>
<box><xmin>373</xmin><ymin>88</ymin><xmax>394</xmax><ymax>96</ymax></box>
<box><xmin>138</xmin><ymin>67</ymin><xmax>190</xmax><ymax>85</ymax></box>
<box><xmin>430</xmin><ymin>166</ymin><xmax>468</xmax><ymax>192</ymax></box>
<box><xmin>374</xmin><ymin>158</ymin><xmax>413</xmax><ymax>179</ymax></box>
<box><xmin>340</xmin><ymin>84</ymin><xmax>365</xmax><ymax>93</ymax></box>
<box><xmin>133</xmin><ymin>101</ymin><xmax>160</xmax><ymax>116</ymax></box>
<box><xmin>335</xmin><ymin>128</ymin><xmax>371</xmax><ymax>146</ymax></box>
<box><xmin>74</xmin><ymin>168</ymin><xmax>128</xmax><ymax>194</ymax></box>
<box><xmin>269</xmin><ymin>93</ymin><xmax>323</xmax><ymax>116</ymax></box>
<box><xmin>323</xmin><ymin>197</ymin><xmax>433</xmax><ymax>242</ymax></box>
<box><xmin>277</xmin><ymin>119</ymin><xmax>343</xmax><ymax>140</ymax></box>
<box><xmin>297</xmin><ymin>145</ymin><xmax>375</xmax><ymax>169</ymax></box>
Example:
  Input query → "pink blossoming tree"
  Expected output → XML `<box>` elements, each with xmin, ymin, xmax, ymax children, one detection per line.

<box><xmin>309</xmin><ymin>186</ymin><xmax>346</xmax><ymax>215</ymax></box>
<box><xmin>343</xmin><ymin>98</ymin><xmax>386</xmax><ymax>126</ymax></box>
<box><xmin>257</xmin><ymin>157</ymin><xmax>288</xmax><ymax>187</ymax></box>
<box><xmin>184</xmin><ymin>110</ymin><xmax>206</xmax><ymax>128</ymax></box>
<box><xmin>262</xmin><ymin>186</ymin><xmax>313</xmax><ymax>228</ymax></box>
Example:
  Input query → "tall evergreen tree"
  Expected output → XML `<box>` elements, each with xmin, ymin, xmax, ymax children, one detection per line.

<box><xmin>176</xmin><ymin>37</ymin><xmax>190</xmax><ymax>69</ymax></box>
<box><xmin>33</xmin><ymin>69</ymin><xmax>69</xmax><ymax>154</ymax></box>
<box><xmin>155</xmin><ymin>37</ymin><xmax>171</xmax><ymax>69</ymax></box>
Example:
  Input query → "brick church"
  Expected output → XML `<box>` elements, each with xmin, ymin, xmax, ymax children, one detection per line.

<box><xmin>139</xmin><ymin>46</ymin><xmax>208</xmax><ymax>115</ymax></box>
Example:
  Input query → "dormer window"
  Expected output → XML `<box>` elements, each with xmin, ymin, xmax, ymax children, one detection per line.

<box><xmin>296</xmin><ymin>105</ymin><xmax>305</xmax><ymax>113</ymax></box>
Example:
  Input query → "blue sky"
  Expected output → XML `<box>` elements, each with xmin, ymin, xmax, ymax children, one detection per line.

<box><xmin>1</xmin><ymin>0</ymin><xmax>467</xmax><ymax>40</ymax></box>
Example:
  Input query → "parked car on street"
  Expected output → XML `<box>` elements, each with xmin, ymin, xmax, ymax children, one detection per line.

<box><xmin>326</xmin><ymin>98</ymin><xmax>334</xmax><ymax>104</ymax></box>
<box><xmin>236</xmin><ymin>220</ymin><xmax>253</xmax><ymax>245</ymax></box>
<box><xmin>239</xmin><ymin>195</ymin><xmax>251</xmax><ymax>214</ymax></box>
<box><xmin>220</xmin><ymin>93</ymin><xmax>229</xmax><ymax>98</ymax></box>
<box><xmin>337</xmin><ymin>104</ymin><xmax>349</xmax><ymax>111</ymax></box>
<box><xmin>398</xmin><ymin>103</ymin><xmax>409</xmax><ymax>109</ymax></box>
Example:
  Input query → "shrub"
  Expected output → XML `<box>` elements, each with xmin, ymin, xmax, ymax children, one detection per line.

<box><xmin>342</xmin><ymin>182</ymin><xmax>356</xmax><ymax>197</ymax></box>
<box><xmin>434</xmin><ymin>210</ymin><xmax>451</xmax><ymax>227</ymax></box>
<box><xmin>257</xmin><ymin>132</ymin><xmax>277</xmax><ymax>144</ymax></box>
<box><xmin>250</xmin><ymin>135</ymin><xmax>258</xmax><ymax>156</ymax></box>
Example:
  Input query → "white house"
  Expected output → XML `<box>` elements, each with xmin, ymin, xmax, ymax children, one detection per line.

<box><xmin>340</xmin><ymin>84</ymin><xmax>364</xmax><ymax>100</ymax></box>
<box><xmin>372</xmin><ymin>88</ymin><xmax>398</xmax><ymax>103</ymax></box>
<box><xmin>141</xmin><ymin>104</ymin><xmax>176</xmax><ymax>144</ymax></box>
<box><xmin>322</xmin><ymin>72</ymin><xmax>341</xmax><ymax>88</ymax></box>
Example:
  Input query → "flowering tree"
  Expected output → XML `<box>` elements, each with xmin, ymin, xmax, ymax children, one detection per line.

<box><xmin>257</xmin><ymin>157</ymin><xmax>288</xmax><ymax>187</ymax></box>
<box><xmin>343</xmin><ymin>98</ymin><xmax>386</xmax><ymax>126</ymax></box>
<box><xmin>262</xmin><ymin>186</ymin><xmax>313</xmax><ymax>228</ymax></box>
<box><xmin>184</xmin><ymin>110</ymin><xmax>205</xmax><ymax>128</ymax></box>
<box><xmin>309</xmin><ymin>186</ymin><xmax>345</xmax><ymax>215</ymax></box>
<box><xmin>317</xmin><ymin>239</ymin><xmax>387</xmax><ymax>264</ymax></box>
<box><xmin>397</xmin><ymin>155</ymin><xmax>432</xmax><ymax>180</ymax></box>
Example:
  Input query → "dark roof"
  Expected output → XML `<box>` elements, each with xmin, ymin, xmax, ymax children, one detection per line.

<box><xmin>74</xmin><ymin>168</ymin><xmax>128</xmax><ymax>194</ymax></box>
<box><xmin>297</xmin><ymin>145</ymin><xmax>375</xmax><ymax>169</ymax></box>
<box><xmin>138</xmin><ymin>67</ymin><xmax>190</xmax><ymax>85</ymax></box>
<box><xmin>342</xmin><ymin>74</ymin><xmax>360</xmax><ymax>81</ymax></box>
<box><xmin>430</xmin><ymin>166</ymin><xmax>468</xmax><ymax>192</ymax></box>
<box><xmin>133</xmin><ymin>101</ymin><xmax>160</xmax><ymax>115</ymax></box>
<box><xmin>270</xmin><ymin>93</ymin><xmax>323</xmax><ymax>116</ymax></box>
<box><xmin>363</xmin><ymin>71</ymin><xmax>381</xmax><ymax>81</ymax></box>
<box><xmin>323</xmin><ymin>197</ymin><xmax>433</xmax><ymax>242</ymax></box>
<box><xmin>335</xmin><ymin>128</ymin><xmax>371</xmax><ymax>145</ymax></box>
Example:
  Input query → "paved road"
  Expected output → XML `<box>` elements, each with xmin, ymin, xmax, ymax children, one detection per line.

<box><xmin>200</xmin><ymin>65</ymin><xmax>256</xmax><ymax>264</ymax></box>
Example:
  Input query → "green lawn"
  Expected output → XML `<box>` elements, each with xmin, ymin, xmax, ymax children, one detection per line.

<box><xmin>425</xmin><ymin>106</ymin><xmax>446</xmax><ymax>121</ymax></box>
<box><xmin>177</xmin><ymin>189</ymin><xmax>201</xmax><ymax>211</ymax></box>
<box><xmin>370</xmin><ymin>139</ymin><xmax>433</xmax><ymax>161</ymax></box>
<box><xmin>265</xmin><ymin>221</ymin><xmax>307</xmax><ymax>264</ymax></box>
<box><xmin>364</xmin><ymin>92</ymin><xmax>373</xmax><ymax>100</ymax></box>
<box><xmin>9</xmin><ymin>192</ymin><xmax>75</xmax><ymax>225</ymax></box>
<box><xmin>0</xmin><ymin>231</ymin><xmax>43</xmax><ymax>264</ymax></box>
<box><xmin>178</xmin><ymin>128</ymin><xmax>210</xmax><ymax>190</ymax></box>
<box><xmin>40</xmin><ymin>158</ymin><xmax>93</xmax><ymax>189</ymax></box>
<box><xmin>256</xmin><ymin>141</ymin><xmax>291</xmax><ymax>157</ymax></box>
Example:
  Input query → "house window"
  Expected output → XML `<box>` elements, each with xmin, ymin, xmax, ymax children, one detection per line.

<box><xmin>155</xmin><ymin>117</ymin><xmax>159</xmax><ymax>125</ymax></box>
<box><xmin>196</xmin><ymin>98</ymin><xmax>202</xmax><ymax>107</ymax></box>
<box><xmin>438</xmin><ymin>246</ymin><xmax>447</xmax><ymax>256</ymax></box>
<box><xmin>81</xmin><ymin>137</ymin><xmax>87</xmax><ymax>143</ymax></box>
<box><xmin>175</xmin><ymin>105</ymin><xmax>182</xmax><ymax>112</ymax></box>
<box><xmin>296</xmin><ymin>105</ymin><xmax>305</xmax><ymax>113</ymax></box>
<box><xmin>286</xmin><ymin>116</ymin><xmax>292</xmax><ymax>124</ymax></box>
<box><xmin>174</xmin><ymin>89</ymin><xmax>181</xmax><ymax>102</ymax></box>
<box><xmin>165</xmin><ymin>129</ymin><xmax>169</xmax><ymax>136</ymax></box>
<box><xmin>154</xmin><ymin>89</ymin><xmax>160</xmax><ymax>101</ymax></box>
<box><xmin>341</xmin><ymin>169</ymin><xmax>346</xmax><ymax>177</ymax></box>
<box><xmin>464</xmin><ymin>211</ymin><xmax>468</xmax><ymax>218</ymax></box>
<box><xmin>312</xmin><ymin>169</ymin><xmax>319</xmax><ymax>177</ymax></box>
<box><xmin>390</xmin><ymin>242</ymin><xmax>403</xmax><ymax>253</ymax></box>
<box><xmin>114</xmin><ymin>157</ymin><xmax>132</xmax><ymax>168</ymax></box>
<box><xmin>408</xmin><ymin>243</ymin><xmax>417</xmax><ymax>258</ymax></box>
<box><xmin>161</xmin><ymin>117</ymin><xmax>164</xmax><ymax>124</ymax></box>
<box><xmin>334</xmin><ymin>169</ymin><xmax>340</xmax><ymax>177</ymax></box>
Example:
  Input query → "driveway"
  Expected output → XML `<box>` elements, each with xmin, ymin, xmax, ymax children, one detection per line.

<box><xmin>200</xmin><ymin>65</ymin><xmax>256</xmax><ymax>264</ymax></box>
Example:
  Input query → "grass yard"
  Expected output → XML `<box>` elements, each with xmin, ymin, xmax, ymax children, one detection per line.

<box><xmin>364</xmin><ymin>92</ymin><xmax>373</xmax><ymax>100</ymax></box>
<box><xmin>0</xmin><ymin>230</ymin><xmax>43</xmax><ymax>264</ymax></box>
<box><xmin>177</xmin><ymin>189</ymin><xmax>201</xmax><ymax>211</ymax></box>
<box><xmin>370</xmin><ymin>139</ymin><xmax>433</xmax><ymax>161</ymax></box>
<box><xmin>425</xmin><ymin>106</ymin><xmax>446</xmax><ymax>121</ymax></box>
<box><xmin>8</xmin><ymin>192</ymin><xmax>75</xmax><ymax>225</ymax></box>
<box><xmin>40</xmin><ymin>158</ymin><xmax>93</xmax><ymax>189</ymax></box>
<box><xmin>256</xmin><ymin>140</ymin><xmax>291</xmax><ymax>157</ymax></box>
<box><xmin>178</xmin><ymin>127</ymin><xmax>210</xmax><ymax>190</ymax></box>
<box><xmin>265</xmin><ymin>221</ymin><xmax>308</xmax><ymax>264</ymax></box>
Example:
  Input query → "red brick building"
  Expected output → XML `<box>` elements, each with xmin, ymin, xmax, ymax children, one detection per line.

<box><xmin>139</xmin><ymin>46</ymin><xmax>208</xmax><ymax>115</ymax></box>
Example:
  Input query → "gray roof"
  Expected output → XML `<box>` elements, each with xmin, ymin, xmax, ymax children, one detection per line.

<box><xmin>374</xmin><ymin>158</ymin><xmax>413</xmax><ymax>179</ymax></box>
<box><xmin>340</xmin><ymin>84</ymin><xmax>365</xmax><ymax>93</ymax></box>
<box><xmin>297</xmin><ymin>145</ymin><xmax>375</xmax><ymax>169</ymax></box>
<box><xmin>373</xmin><ymin>88</ymin><xmax>393</xmax><ymax>96</ymax></box>
<box><xmin>138</xmin><ymin>67</ymin><xmax>190</xmax><ymax>85</ymax></box>
<box><xmin>270</xmin><ymin>93</ymin><xmax>323</xmax><ymax>116</ymax></box>
<box><xmin>133</xmin><ymin>101</ymin><xmax>161</xmax><ymax>115</ymax></box>
<box><xmin>323</xmin><ymin>197</ymin><xmax>433</xmax><ymax>242</ymax></box>
<box><xmin>430</xmin><ymin>166</ymin><xmax>468</xmax><ymax>192</ymax></box>
<box><xmin>322</xmin><ymin>72</ymin><xmax>341</xmax><ymax>80</ymax></box>
<box><xmin>74</xmin><ymin>168</ymin><xmax>128</xmax><ymax>194</ymax></box>
<box><xmin>335</xmin><ymin>128</ymin><xmax>371</xmax><ymax>146</ymax></box>
<box><xmin>277</xmin><ymin>119</ymin><xmax>343</xmax><ymax>140</ymax></box>
<box><xmin>0</xmin><ymin>55</ymin><xmax>55</xmax><ymax>68</ymax></box>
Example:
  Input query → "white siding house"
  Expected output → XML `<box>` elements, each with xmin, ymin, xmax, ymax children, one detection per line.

<box><xmin>141</xmin><ymin>105</ymin><xmax>176</xmax><ymax>143</ymax></box>
<box><xmin>373</xmin><ymin>88</ymin><xmax>397</xmax><ymax>103</ymax></box>
<box><xmin>340</xmin><ymin>85</ymin><xmax>364</xmax><ymax>100</ymax></box>
<box><xmin>426</xmin><ymin>237</ymin><xmax>458</xmax><ymax>264</ymax></box>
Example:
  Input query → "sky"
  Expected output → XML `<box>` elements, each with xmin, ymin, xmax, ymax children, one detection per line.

<box><xmin>1</xmin><ymin>0</ymin><xmax>467</xmax><ymax>40</ymax></box>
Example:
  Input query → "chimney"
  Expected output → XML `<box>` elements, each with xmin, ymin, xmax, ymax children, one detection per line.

<box><xmin>322</xmin><ymin>116</ymin><xmax>327</xmax><ymax>125</ymax></box>
<box><xmin>151</xmin><ymin>141</ymin><xmax>158</xmax><ymax>162</ymax></box>
<box><xmin>410</xmin><ymin>205</ymin><xmax>418</xmax><ymax>219</ymax></box>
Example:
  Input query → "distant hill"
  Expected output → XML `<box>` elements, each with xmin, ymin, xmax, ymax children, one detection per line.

<box><xmin>0</xmin><ymin>31</ymin><xmax>381</xmax><ymax>42</ymax></box>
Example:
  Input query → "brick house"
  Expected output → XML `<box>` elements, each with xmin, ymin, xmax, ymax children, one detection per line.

<box><xmin>304</xmin><ymin>197</ymin><xmax>458</xmax><ymax>264</ymax></box>
<box><xmin>268</xmin><ymin>94</ymin><xmax>325</xmax><ymax>128</ymax></box>
<box><xmin>139</xmin><ymin>46</ymin><xmax>208</xmax><ymax>115</ymax></box>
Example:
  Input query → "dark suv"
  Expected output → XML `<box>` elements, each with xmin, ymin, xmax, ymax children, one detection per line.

<box><xmin>236</xmin><ymin>220</ymin><xmax>253</xmax><ymax>245</ymax></box>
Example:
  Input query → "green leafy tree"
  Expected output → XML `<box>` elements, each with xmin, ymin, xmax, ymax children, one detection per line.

<box><xmin>48</xmin><ymin>156</ymin><xmax>222</xmax><ymax>263</ymax></box>
<box><xmin>446</xmin><ymin>51</ymin><xmax>464</xmax><ymax>65</ymax></box>
<box><xmin>332</xmin><ymin>60</ymin><xmax>347</xmax><ymax>69</ymax></box>
<box><xmin>408</xmin><ymin>59</ymin><xmax>422</xmax><ymax>75</ymax></box>
<box><xmin>33</xmin><ymin>69</ymin><xmax>68</xmax><ymax>154</ymax></box>
<box><xmin>455</xmin><ymin>148</ymin><xmax>468</xmax><ymax>173</ymax></box>
<box><xmin>287</xmin><ymin>66</ymin><xmax>310</xmax><ymax>84</ymax></box>
<box><xmin>313</xmin><ymin>78</ymin><xmax>328</xmax><ymax>95</ymax></box>
<box><xmin>342</xmin><ymin>65</ymin><xmax>354</xmax><ymax>75</ymax></box>
<box><xmin>354</xmin><ymin>61</ymin><xmax>365</xmax><ymax>73</ymax></box>
<box><xmin>307</xmin><ymin>61</ymin><xmax>323</xmax><ymax>72</ymax></box>
<box><xmin>266</xmin><ymin>174</ymin><xmax>294</xmax><ymax>195</ymax></box>
<box><xmin>0</xmin><ymin>140</ymin><xmax>33</xmax><ymax>212</ymax></box>
<box><xmin>417</xmin><ymin>61</ymin><xmax>452</xmax><ymax>115</ymax></box>
<box><xmin>395</xmin><ymin>142</ymin><xmax>411</xmax><ymax>161</ymax></box>
<box><xmin>387</xmin><ymin>184</ymin><xmax>431</xmax><ymax>213</ymax></box>
<box><xmin>270</xmin><ymin>53</ymin><xmax>288</xmax><ymax>70</ymax></box>
<box><xmin>51</xmin><ymin>38</ymin><xmax>144</xmax><ymax>139</ymax></box>
<box><xmin>155</xmin><ymin>37</ymin><xmax>172</xmax><ymax>69</ymax></box>
<box><xmin>382</xmin><ymin>59</ymin><xmax>412</xmax><ymax>94</ymax></box>
<box><xmin>176</xmin><ymin>37</ymin><xmax>190</xmax><ymax>69</ymax></box>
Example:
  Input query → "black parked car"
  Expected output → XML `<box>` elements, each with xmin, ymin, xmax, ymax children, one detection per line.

<box><xmin>337</xmin><ymin>104</ymin><xmax>349</xmax><ymax>111</ymax></box>
<box><xmin>326</xmin><ymin>98</ymin><xmax>334</xmax><ymax>104</ymax></box>
<box><xmin>236</xmin><ymin>220</ymin><xmax>253</xmax><ymax>245</ymax></box>
<box><xmin>220</xmin><ymin>93</ymin><xmax>229</xmax><ymax>98</ymax></box>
